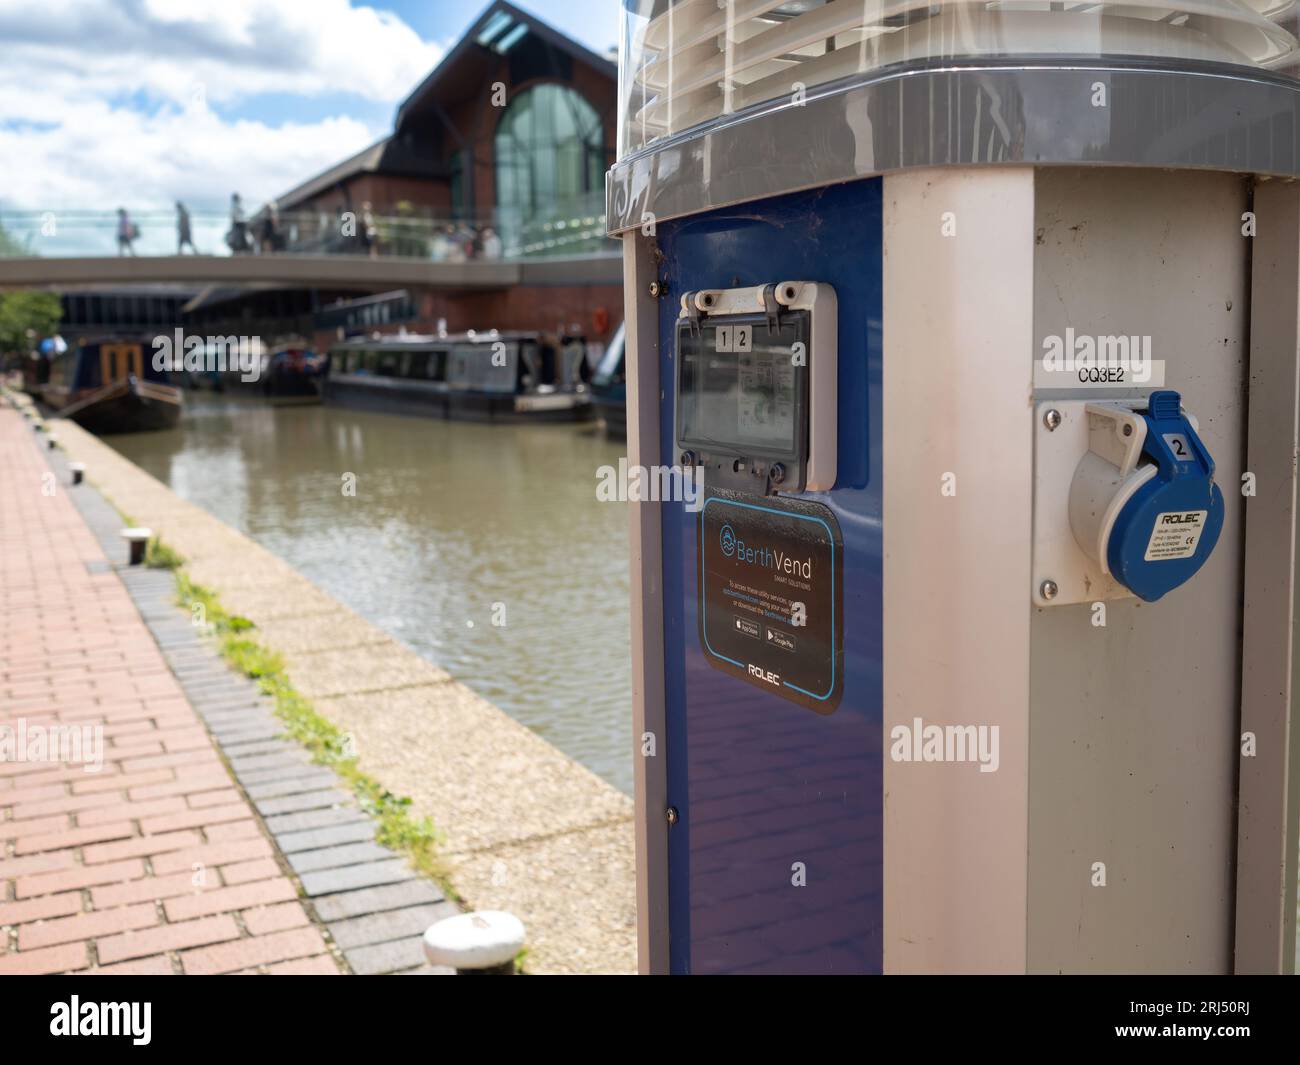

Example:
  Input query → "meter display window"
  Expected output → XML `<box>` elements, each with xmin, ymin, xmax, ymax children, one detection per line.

<box><xmin>677</xmin><ymin>313</ymin><xmax>808</xmax><ymax>462</ymax></box>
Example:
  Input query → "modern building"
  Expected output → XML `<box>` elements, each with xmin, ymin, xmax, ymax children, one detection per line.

<box><xmin>198</xmin><ymin>0</ymin><xmax>622</xmax><ymax>354</ymax></box>
<box><xmin>277</xmin><ymin>2</ymin><xmax>614</xmax><ymax>234</ymax></box>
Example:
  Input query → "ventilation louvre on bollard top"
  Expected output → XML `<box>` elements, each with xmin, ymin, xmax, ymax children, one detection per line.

<box><xmin>68</xmin><ymin>462</ymin><xmax>85</xmax><ymax>486</ymax></box>
<box><xmin>423</xmin><ymin>911</ymin><xmax>525</xmax><ymax>975</ymax></box>
<box><xmin>120</xmin><ymin>527</ymin><xmax>152</xmax><ymax>567</ymax></box>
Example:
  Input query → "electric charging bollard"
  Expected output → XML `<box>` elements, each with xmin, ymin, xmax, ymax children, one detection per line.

<box><xmin>612</xmin><ymin>0</ymin><xmax>1300</xmax><ymax>974</ymax></box>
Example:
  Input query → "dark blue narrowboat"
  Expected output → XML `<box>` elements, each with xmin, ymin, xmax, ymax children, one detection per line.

<box><xmin>42</xmin><ymin>337</ymin><xmax>182</xmax><ymax>433</ymax></box>
<box><xmin>325</xmin><ymin>331</ymin><xmax>593</xmax><ymax>423</ymax></box>
<box><xmin>262</xmin><ymin>345</ymin><xmax>327</xmax><ymax>401</ymax></box>
<box><xmin>590</xmin><ymin>322</ymin><xmax>626</xmax><ymax>439</ymax></box>
<box><xmin>20</xmin><ymin>351</ymin><xmax>50</xmax><ymax>397</ymax></box>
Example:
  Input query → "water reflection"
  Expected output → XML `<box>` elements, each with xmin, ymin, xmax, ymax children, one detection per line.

<box><xmin>107</xmin><ymin>394</ymin><xmax>634</xmax><ymax>793</ymax></box>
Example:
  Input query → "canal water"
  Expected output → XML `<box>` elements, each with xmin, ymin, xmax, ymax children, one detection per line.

<box><xmin>106</xmin><ymin>394</ymin><xmax>634</xmax><ymax>794</ymax></box>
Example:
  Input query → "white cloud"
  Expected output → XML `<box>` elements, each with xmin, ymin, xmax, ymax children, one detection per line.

<box><xmin>0</xmin><ymin>0</ymin><xmax>442</xmax><ymax>108</ymax></box>
<box><xmin>0</xmin><ymin>102</ymin><xmax>378</xmax><ymax>253</ymax></box>
<box><xmin>0</xmin><ymin>0</ymin><xmax>443</xmax><ymax>235</ymax></box>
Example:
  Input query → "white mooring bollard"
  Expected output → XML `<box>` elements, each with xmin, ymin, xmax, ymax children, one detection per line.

<box><xmin>422</xmin><ymin>911</ymin><xmax>525</xmax><ymax>975</ymax></box>
<box><xmin>120</xmin><ymin>527</ymin><xmax>152</xmax><ymax>567</ymax></box>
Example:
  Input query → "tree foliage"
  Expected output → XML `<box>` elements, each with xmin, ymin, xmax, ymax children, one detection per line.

<box><xmin>0</xmin><ymin>290</ymin><xmax>64</xmax><ymax>356</ymax></box>
<box><xmin>0</xmin><ymin>220</ymin><xmax>31</xmax><ymax>256</ymax></box>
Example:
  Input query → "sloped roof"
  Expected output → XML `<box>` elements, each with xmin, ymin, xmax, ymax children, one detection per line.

<box><xmin>394</xmin><ymin>0</ymin><xmax>616</xmax><ymax>130</ymax></box>
<box><xmin>272</xmin><ymin>134</ymin><xmax>447</xmax><ymax>212</ymax></box>
<box><xmin>274</xmin><ymin>139</ymin><xmax>389</xmax><ymax>210</ymax></box>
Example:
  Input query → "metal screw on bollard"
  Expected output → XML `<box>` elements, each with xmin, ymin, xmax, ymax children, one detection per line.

<box><xmin>68</xmin><ymin>462</ymin><xmax>85</xmax><ymax>486</ymax></box>
<box><xmin>120</xmin><ymin>528</ymin><xmax>152</xmax><ymax>567</ymax></box>
<box><xmin>423</xmin><ymin>911</ymin><xmax>525</xmax><ymax>976</ymax></box>
<box><xmin>1043</xmin><ymin>409</ymin><xmax>1062</xmax><ymax>431</ymax></box>
<box><xmin>1040</xmin><ymin>579</ymin><xmax>1059</xmax><ymax>601</ymax></box>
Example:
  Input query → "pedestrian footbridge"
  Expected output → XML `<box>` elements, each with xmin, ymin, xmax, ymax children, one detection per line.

<box><xmin>0</xmin><ymin>252</ymin><xmax>622</xmax><ymax>291</ymax></box>
<box><xmin>0</xmin><ymin>203</ymin><xmax>618</xmax><ymax>290</ymax></box>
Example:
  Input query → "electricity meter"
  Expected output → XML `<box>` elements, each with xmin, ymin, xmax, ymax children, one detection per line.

<box><xmin>674</xmin><ymin>281</ymin><xmax>836</xmax><ymax>496</ymax></box>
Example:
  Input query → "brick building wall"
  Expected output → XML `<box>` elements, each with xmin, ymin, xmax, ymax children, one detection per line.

<box><xmin>290</xmin><ymin>175</ymin><xmax>452</xmax><ymax>220</ymax></box>
<box><xmin>309</xmin><ymin>281</ymin><xmax>621</xmax><ymax>353</ymax></box>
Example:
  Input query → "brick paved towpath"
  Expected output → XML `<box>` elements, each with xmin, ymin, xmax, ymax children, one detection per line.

<box><xmin>0</xmin><ymin>402</ymin><xmax>453</xmax><ymax>973</ymax></box>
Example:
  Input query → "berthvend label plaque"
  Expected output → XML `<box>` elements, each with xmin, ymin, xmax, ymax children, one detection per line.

<box><xmin>697</xmin><ymin>489</ymin><xmax>844</xmax><ymax>713</ymax></box>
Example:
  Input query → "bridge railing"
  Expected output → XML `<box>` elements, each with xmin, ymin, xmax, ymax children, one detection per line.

<box><xmin>0</xmin><ymin>194</ymin><xmax>614</xmax><ymax>261</ymax></box>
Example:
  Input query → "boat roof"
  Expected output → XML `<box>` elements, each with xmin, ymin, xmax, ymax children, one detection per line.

<box><xmin>329</xmin><ymin>330</ymin><xmax>555</xmax><ymax>350</ymax></box>
<box><xmin>66</xmin><ymin>333</ymin><xmax>155</xmax><ymax>349</ymax></box>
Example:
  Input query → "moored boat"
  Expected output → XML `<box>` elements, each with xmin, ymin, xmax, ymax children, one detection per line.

<box><xmin>590</xmin><ymin>322</ymin><xmax>626</xmax><ymax>440</ymax></box>
<box><xmin>325</xmin><ymin>331</ymin><xmax>593</xmax><ymax>423</ymax></box>
<box><xmin>261</xmin><ymin>342</ymin><xmax>326</xmax><ymax>402</ymax></box>
<box><xmin>42</xmin><ymin>337</ymin><xmax>182</xmax><ymax>433</ymax></box>
<box><xmin>19</xmin><ymin>352</ymin><xmax>49</xmax><ymax>397</ymax></box>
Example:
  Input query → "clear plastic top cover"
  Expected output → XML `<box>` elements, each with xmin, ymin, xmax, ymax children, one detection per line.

<box><xmin>618</xmin><ymin>0</ymin><xmax>1300</xmax><ymax>157</ymax></box>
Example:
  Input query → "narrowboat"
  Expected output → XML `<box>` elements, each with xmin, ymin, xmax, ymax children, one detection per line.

<box><xmin>18</xmin><ymin>335</ymin><xmax>65</xmax><ymax>396</ymax></box>
<box><xmin>174</xmin><ymin>338</ymin><xmax>266</xmax><ymax>395</ymax></box>
<box><xmin>19</xmin><ymin>351</ymin><xmax>50</xmax><ymax>397</ymax></box>
<box><xmin>325</xmin><ymin>331</ymin><xmax>593</xmax><ymax>423</ymax></box>
<box><xmin>261</xmin><ymin>342</ymin><xmax>326</xmax><ymax>402</ymax></box>
<box><xmin>180</xmin><ymin>353</ymin><xmax>225</xmax><ymax>393</ymax></box>
<box><xmin>42</xmin><ymin>337</ymin><xmax>182</xmax><ymax>433</ymax></box>
<box><xmin>590</xmin><ymin>323</ymin><xmax>626</xmax><ymax>439</ymax></box>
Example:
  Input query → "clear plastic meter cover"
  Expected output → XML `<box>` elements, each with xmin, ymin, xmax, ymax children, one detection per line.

<box><xmin>618</xmin><ymin>0</ymin><xmax>1300</xmax><ymax>157</ymax></box>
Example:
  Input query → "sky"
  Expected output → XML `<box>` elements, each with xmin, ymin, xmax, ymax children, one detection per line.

<box><xmin>0</xmin><ymin>0</ymin><xmax>619</xmax><ymax>251</ymax></box>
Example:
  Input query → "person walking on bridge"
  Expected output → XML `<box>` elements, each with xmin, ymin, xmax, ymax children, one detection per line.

<box><xmin>227</xmin><ymin>192</ymin><xmax>251</xmax><ymax>254</ymax></box>
<box><xmin>176</xmin><ymin>201</ymin><xmax>196</xmax><ymax>254</ymax></box>
<box><xmin>116</xmin><ymin>208</ymin><xmax>137</xmax><ymax>256</ymax></box>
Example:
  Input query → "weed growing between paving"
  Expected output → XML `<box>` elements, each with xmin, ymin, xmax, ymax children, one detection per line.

<box><xmin>171</xmin><ymin>567</ymin><xmax>453</xmax><ymax>894</ymax></box>
<box><xmin>145</xmin><ymin>537</ymin><xmax>184</xmax><ymax>570</ymax></box>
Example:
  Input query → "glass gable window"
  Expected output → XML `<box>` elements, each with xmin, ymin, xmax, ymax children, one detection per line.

<box><xmin>495</xmin><ymin>84</ymin><xmax>605</xmax><ymax>212</ymax></box>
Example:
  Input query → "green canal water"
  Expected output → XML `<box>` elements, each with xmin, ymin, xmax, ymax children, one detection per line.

<box><xmin>106</xmin><ymin>393</ymin><xmax>634</xmax><ymax>794</ymax></box>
